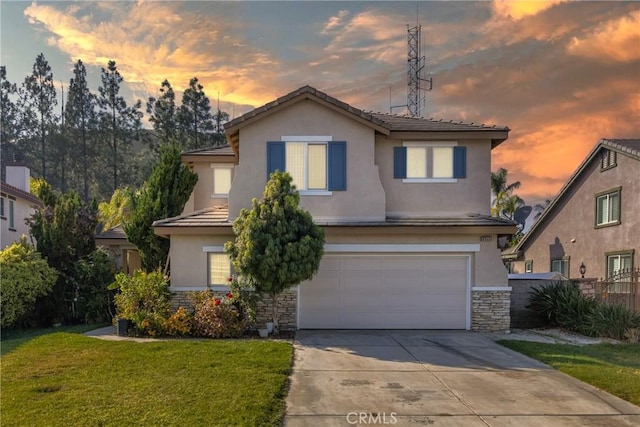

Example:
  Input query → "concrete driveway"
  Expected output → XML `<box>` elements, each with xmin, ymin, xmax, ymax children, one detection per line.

<box><xmin>285</xmin><ymin>330</ymin><xmax>640</xmax><ymax>426</ymax></box>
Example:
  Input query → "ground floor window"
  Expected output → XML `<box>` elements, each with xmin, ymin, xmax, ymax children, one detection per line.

<box><xmin>524</xmin><ymin>260</ymin><xmax>533</xmax><ymax>273</ymax></box>
<box><xmin>208</xmin><ymin>253</ymin><xmax>231</xmax><ymax>286</ymax></box>
<box><xmin>551</xmin><ymin>257</ymin><xmax>569</xmax><ymax>277</ymax></box>
<box><xmin>606</xmin><ymin>252</ymin><xmax>633</xmax><ymax>279</ymax></box>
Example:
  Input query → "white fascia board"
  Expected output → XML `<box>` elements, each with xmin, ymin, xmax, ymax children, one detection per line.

<box><xmin>324</xmin><ymin>244</ymin><xmax>480</xmax><ymax>253</ymax></box>
<box><xmin>203</xmin><ymin>246</ymin><xmax>225</xmax><ymax>252</ymax></box>
<box><xmin>281</xmin><ymin>135</ymin><xmax>332</xmax><ymax>142</ymax></box>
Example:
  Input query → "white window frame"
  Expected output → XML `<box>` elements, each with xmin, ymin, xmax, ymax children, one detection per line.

<box><xmin>210</xmin><ymin>163</ymin><xmax>233</xmax><ymax>198</ymax></box>
<box><xmin>0</xmin><ymin>195</ymin><xmax>5</xmax><ymax>218</ymax></box>
<box><xmin>551</xmin><ymin>257</ymin><xmax>569</xmax><ymax>277</ymax></box>
<box><xmin>203</xmin><ymin>246</ymin><xmax>232</xmax><ymax>290</ymax></box>
<box><xmin>282</xmin><ymin>136</ymin><xmax>333</xmax><ymax>195</ymax></box>
<box><xmin>8</xmin><ymin>198</ymin><xmax>15</xmax><ymax>230</ymax></box>
<box><xmin>595</xmin><ymin>188</ymin><xmax>621</xmax><ymax>227</ymax></box>
<box><xmin>402</xmin><ymin>141</ymin><xmax>458</xmax><ymax>183</ymax></box>
<box><xmin>524</xmin><ymin>260</ymin><xmax>533</xmax><ymax>273</ymax></box>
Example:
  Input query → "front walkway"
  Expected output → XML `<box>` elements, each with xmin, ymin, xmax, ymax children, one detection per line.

<box><xmin>285</xmin><ymin>330</ymin><xmax>640</xmax><ymax>426</ymax></box>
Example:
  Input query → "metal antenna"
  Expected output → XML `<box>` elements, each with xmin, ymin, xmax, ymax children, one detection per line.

<box><xmin>406</xmin><ymin>3</ymin><xmax>432</xmax><ymax>117</ymax></box>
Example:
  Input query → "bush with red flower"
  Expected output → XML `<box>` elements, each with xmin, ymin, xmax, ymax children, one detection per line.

<box><xmin>190</xmin><ymin>290</ymin><xmax>245</xmax><ymax>338</ymax></box>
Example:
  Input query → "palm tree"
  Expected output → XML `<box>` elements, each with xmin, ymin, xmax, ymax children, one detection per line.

<box><xmin>490</xmin><ymin>168</ymin><xmax>521</xmax><ymax>218</ymax></box>
<box><xmin>533</xmin><ymin>198</ymin><xmax>552</xmax><ymax>221</ymax></box>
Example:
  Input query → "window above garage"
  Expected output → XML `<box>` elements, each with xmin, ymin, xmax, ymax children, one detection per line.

<box><xmin>394</xmin><ymin>142</ymin><xmax>466</xmax><ymax>182</ymax></box>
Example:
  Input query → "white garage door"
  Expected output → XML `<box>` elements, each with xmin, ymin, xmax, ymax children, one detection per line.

<box><xmin>298</xmin><ymin>254</ymin><xmax>469</xmax><ymax>329</ymax></box>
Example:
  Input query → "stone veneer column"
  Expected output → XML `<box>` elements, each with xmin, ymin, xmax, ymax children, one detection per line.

<box><xmin>471</xmin><ymin>288</ymin><xmax>511</xmax><ymax>332</ymax></box>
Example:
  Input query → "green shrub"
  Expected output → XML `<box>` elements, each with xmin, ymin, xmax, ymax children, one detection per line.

<box><xmin>191</xmin><ymin>291</ymin><xmax>245</xmax><ymax>338</ymax></box>
<box><xmin>0</xmin><ymin>238</ymin><xmax>58</xmax><ymax>328</ymax></box>
<box><xmin>109</xmin><ymin>269</ymin><xmax>171</xmax><ymax>336</ymax></box>
<box><xmin>163</xmin><ymin>307</ymin><xmax>192</xmax><ymax>337</ymax></box>
<box><xmin>586</xmin><ymin>303</ymin><xmax>640</xmax><ymax>340</ymax></box>
<box><xmin>73</xmin><ymin>248</ymin><xmax>117</xmax><ymax>323</ymax></box>
<box><xmin>228</xmin><ymin>276</ymin><xmax>259</xmax><ymax>328</ymax></box>
<box><xmin>527</xmin><ymin>281</ymin><xmax>597</xmax><ymax>330</ymax></box>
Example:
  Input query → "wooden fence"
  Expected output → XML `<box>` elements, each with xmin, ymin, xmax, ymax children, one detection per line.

<box><xmin>586</xmin><ymin>268</ymin><xmax>640</xmax><ymax>312</ymax></box>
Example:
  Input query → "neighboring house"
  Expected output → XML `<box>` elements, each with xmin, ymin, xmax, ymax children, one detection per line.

<box><xmin>95</xmin><ymin>225</ymin><xmax>142</xmax><ymax>274</ymax></box>
<box><xmin>505</xmin><ymin>138</ymin><xmax>639</xmax><ymax>280</ymax></box>
<box><xmin>1</xmin><ymin>165</ymin><xmax>41</xmax><ymax>249</ymax></box>
<box><xmin>153</xmin><ymin>85</ymin><xmax>516</xmax><ymax>331</ymax></box>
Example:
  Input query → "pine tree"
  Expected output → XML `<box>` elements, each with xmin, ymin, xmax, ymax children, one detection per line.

<box><xmin>123</xmin><ymin>145</ymin><xmax>198</xmax><ymax>271</ymax></box>
<box><xmin>147</xmin><ymin>79</ymin><xmax>177</xmax><ymax>146</ymax></box>
<box><xmin>178</xmin><ymin>77</ymin><xmax>214</xmax><ymax>149</ymax></box>
<box><xmin>0</xmin><ymin>66</ymin><xmax>22</xmax><ymax>174</ymax></box>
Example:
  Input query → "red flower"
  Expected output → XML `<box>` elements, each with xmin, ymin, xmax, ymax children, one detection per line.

<box><xmin>227</xmin><ymin>276</ymin><xmax>233</xmax><ymax>283</ymax></box>
<box><xmin>214</xmin><ymin>298</ymin><xmax>221</xmax><ymax>306</ymax></box>
<box><xmin>226</xmin><ymin>293</ymin><xmax>233</xmax><ymax>299</ymax></box>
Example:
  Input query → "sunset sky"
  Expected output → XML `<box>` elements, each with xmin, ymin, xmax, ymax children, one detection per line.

<box><xmin>1</xmin><ymin>1</ymin><xmax>638</xmax><ymax>207</ymax></box>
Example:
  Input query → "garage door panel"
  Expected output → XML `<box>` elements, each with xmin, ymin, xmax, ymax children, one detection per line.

<box><xmin>299</xmin><ymin>254</ymin><xmax>469</xmax><ymax>329</ymax></box>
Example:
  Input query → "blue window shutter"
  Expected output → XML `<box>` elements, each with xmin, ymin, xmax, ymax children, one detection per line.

<box><xmin>267</xmin><ymin>141</ymin><xmax>285</xmax><ymax>179</ymax></box>
<box><xmin>453</xmin><ymin>146</ymin><xmax>467</xmax><ymax>178</ymax></box>
<box><xmin>393</xmin><ymin>147</ymin><xmax>407</xmax><ymax>179</ymax></box>
<box><xmin>328</xmin><ymin>141</ymin><xmax>347</xmax><ymax>191</ymax></box>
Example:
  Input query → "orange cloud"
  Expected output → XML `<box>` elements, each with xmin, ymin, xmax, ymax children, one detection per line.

<box><xmin>492</xmin><ymin>0</ymin><xmax>567</xmax><ymax>20</ymax></box>
<box><xmin>567</xmin><ymin>10</ymin><xmax>640</xmax><ymax>63</ymax></box>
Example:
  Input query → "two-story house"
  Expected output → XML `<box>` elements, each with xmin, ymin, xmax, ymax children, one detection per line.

<box><xmin>153</xmin><ymin>86</ymin><xmax>516</xmax><ymax>331</ymax></box>
<box><xmin>1</xmin><ymin>165</ymin><xmax>41</xmax><ymax>249</ymax></box>
<box><xmin>505</xmin><ymin>138</ymin><xmax>639</xmax><ymax>280</ymax></box>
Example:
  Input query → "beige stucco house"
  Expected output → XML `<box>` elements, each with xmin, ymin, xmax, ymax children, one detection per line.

<box><xmin>505</xmin><ymin>139</ymin><xmax>639</xmax><ymax>280</ymax></box>
<box><xmin>1</xmin><ymin>165</ymin><xmax>41</xmax><ymax>249</ymax></box>
<box><xmin>154</xmin><ymin>86</ymin><xmax>516</xmax><ymax>331</ymax></box>
<box><xmin>95</xmin><ymin>225</ymin><xmax>142</xmax><ymax>274</ymax></box>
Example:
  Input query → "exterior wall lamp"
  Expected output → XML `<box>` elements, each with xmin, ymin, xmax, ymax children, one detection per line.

<box><xmin>579</xmin><ymin>262</ymin><xmax>586</xmax><ymax>278</ymax></box>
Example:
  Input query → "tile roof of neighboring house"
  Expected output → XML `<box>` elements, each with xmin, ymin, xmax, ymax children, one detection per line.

<box><xmin>153</xmin><ymin>205</ymin><xmax>515</xmax><ymax>230</ymax></box>
<box><xmin>511</xmin><ymin>137</ymin><xmax>640</xmax><ymax>255</ymax></box>
<box><xmin>224</xmin><ymin>85</ymin><xmax>509</xmax><ymax>149</ymax></box>
<box><xmin>95</xmin><ymin>225</ymin><xmax>127</xmax><ymax>240</ymax></box>
<box><xmin>181</xmin><ymin>145</ymin><xmax>236</xmax><ymax>156</ymax></box>
<box><xmin>0</xmin><ymin>181</ymin><xmax>42</xmax><ymax>205</ymax></box>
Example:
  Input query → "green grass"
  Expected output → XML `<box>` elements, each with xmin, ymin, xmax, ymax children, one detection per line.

<box><xmin>1</xmin><ymin>323</ymin><xmax>104</xmax><ymax>356</ymax></box>
<box><xmin>1</xmin><ymin>332</ymin><xmax>293</xmax><ymax>426</ymax></box>
<box><xmin>499</xmin><ymin>340</ymin><xmax>640</xmax><ymax>406</ymax></box>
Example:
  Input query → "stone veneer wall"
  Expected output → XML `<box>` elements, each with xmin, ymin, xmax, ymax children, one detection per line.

<box><xmin>471</xmin><ymin>290</ymin><xmax>511</xmax><ymax>332</ymax></box>
<box><xmin>170</xmin><ymin>288</ymin><xmax>298</xmax><ymax>331</ymax></box>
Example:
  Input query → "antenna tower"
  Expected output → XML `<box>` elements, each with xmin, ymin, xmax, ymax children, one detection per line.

<box><xmin>406</xmin><ymin>19</ymin><xmax>432</xmax><ymax>117</ymax></box>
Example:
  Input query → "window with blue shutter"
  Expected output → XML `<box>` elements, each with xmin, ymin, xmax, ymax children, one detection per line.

<box><xmin>267</xmin><ymin>141</ymin><xmax>285</xmax><ymax>179</ymax></box>
<box><xmin>328</xmin><ymin>141</ymin><xmax>346</xmax><ymax>191</ymax></box>
<box><xmin>393</xmin><ymin>147</ymin><xmax>407</xmax><ymax>179</ymax></box>
<box><xmin>453</xmin><ymin>146</ymin><xmax>466</xmax><ymax>178</ymax></box>
<box><xmin>266</xmin><ymin>139</ymin><xmax>347</xmax><ymax>192</ymax></box>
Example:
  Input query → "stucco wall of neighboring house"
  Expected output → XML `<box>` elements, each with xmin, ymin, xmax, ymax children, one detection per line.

<box><xmin>228</xmin><ymin>99</ymin><xmax>386</xmax><ymax>222</ymax></box>
<box><xmin>169</xmin><ymin>233</ymin><xmax>233</xmax><ymax>288</ymax></box>
<box><xmin>1</xmin><ymin>196</ymin><xmax>35</xmax><ymax>249</ymax></box>
<box><xmin>376</xmin><ymin>136</ymin><xmax>493</xmax><ymax>217</ymax></box>
<box><xmin>185</xmin><ymin>160</ymin><xmax>235</xmax><ymax>212</ymax></box>
<box><xmin>518</xmin><ymin>152</ymin><xmax>639</xmax><ymax>279</ymax></box>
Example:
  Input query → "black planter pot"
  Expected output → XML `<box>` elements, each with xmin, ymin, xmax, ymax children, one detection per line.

<box><xmin>116</xmin><ymin>318</ymin><xmax>130</xmax><ymax>336</ymax></box>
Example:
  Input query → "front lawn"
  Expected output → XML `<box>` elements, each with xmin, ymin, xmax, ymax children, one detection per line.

<box><xmin>498</xmin><ymin>340</ymin><xmax>640</xmax><ymax>405</ymax></box>
<box><xmin>1</xmin><ymin>332</ymin><xmax>293</xmax><ymax>426</ymax></box>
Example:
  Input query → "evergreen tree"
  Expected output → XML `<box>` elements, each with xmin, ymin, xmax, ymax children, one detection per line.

<box><xmin>123</xmin><ymin>145</ymin><xmax>198</xmax><ymax>271</ymax></box>
<box><xmin>21</xmin><ymin>53</ymin><xmax>58</xmax><ymax>180</ymax></box>
<box><xmin>225</xmin><ymin>171</ymin><xmax>325</xmax><ymax>333</ymax></box>
<box><xmin>147</xmin><ymin>79</ymin><xmax>177</xmax><ymax>146</ymax></box>
<box><xmin>66</xmin><ymin>60</ymin><xmax>97</xmax><ymax>201</ymax></box>
<box><xmin>178</xmin><ymin>77</ymin><xmax>214</xmax><ymax>149</ymax></box>
<box><xmin>97</xmin><ymin>60</ymin><xmax>142</xmax><ymax>192</ymax></box>
<box><xmin>0</xmin><ymin>66</ymin><xmax>23</xmax><ymax>175</ymax></box>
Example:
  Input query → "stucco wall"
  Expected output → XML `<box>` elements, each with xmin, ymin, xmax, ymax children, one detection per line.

<box><xmin>187</xmin><ymin>161</ymin><xmax>235</xmax><ymax>212</ymax></box>
<box><xmin>1</xmin><ymin>197</ymin><xmax>35</xmax><ymax>249</ymax></box>
<box><xmin>520</xmin><ymin>152</ymin><xmax>639</xmax><ymax>279</ymax></box>
<box><xmin>228</xmin><ymin>99</ymin><xmax>386</xmax><ymax>222</ymax></box>
<box><xmin>376</xmin><ymin>136</ymin><xmax>493</xmax><ymax>217</ymax></box>
<box><xmin>169</xmin><ymin>233</ymin><xmax>233</xmax><ymax>288</ymax></box>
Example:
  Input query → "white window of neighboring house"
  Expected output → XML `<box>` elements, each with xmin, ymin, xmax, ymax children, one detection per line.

<box><xmin>8</xmin><ymin>199</ymin><xmax>15</xmax><ymax>229</ymax></box>
<box><xmin>551</xmin><ymin>258</ymin><xmax>569</xmax><ymax>277</ymax></box>
<box><xmin>211</xmin><ymin>164</ymin><xmax>233</xmax><ymax>197</ymax></box>
<box><xmin>596</xmin><ymin>188</ymin><xmax>621</xmax><ymax>227</ymax></box>
<box><xmin>395</xmin><ymin>141</ymin><xmax>466</xmax><ymax>183</ymax></box>
<box><xmin>208</xmin><ymin>253</ymin><xmax>231</xmax><ymax>286</ymax></box>
<box><xmin>286</xmin><ymin>142</ymin><xmax>328</xmax><ymax>191</ymax></box>
<box><xmin>525</xmin><ymin>260</ymin><xmax>533</xmax><ymax>273</ymax></box>
<box><xmin>607</xmin><ymin>252</ymin><xmax>632</xmax><ymax>279</ymax></box>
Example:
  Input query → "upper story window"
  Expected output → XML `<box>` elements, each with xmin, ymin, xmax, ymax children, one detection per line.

<box><xmin>595</xmin><ymin>187</ymin><xmax>621</xmax><ymax>228</ymax></box>
<box><xmin>601</xmin><ymin>149</ymin><xmax>617</xmax><ymax>171</ymax></box>
<box><xmin>267</xmin><ymin>137</ymin><xmax>346</xmax><ymax>194</ymax></box>
<box><xmin>0</xmin><ymin>195</ymin><xmax>5</xmax><ymax>218</ymax></box>
<box><xmin>211</xmin><ymin>163</ymin><xmax>233</xmax><ymax>197</ymax></box>
<box><xmin>394</xmin><ymin>142</ymin><xmax>466</xmax><ymax>182</ymax></box>
<box><xmin>8</xmin><ymin>198</ymin><xmax>15</xmax><ymax>229</ymax></box>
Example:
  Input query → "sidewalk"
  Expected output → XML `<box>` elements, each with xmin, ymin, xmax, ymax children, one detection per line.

<box><xmin>83</xmin><ymin>326</ymin><xmax>167</xmax><ymax>342</ymax></box>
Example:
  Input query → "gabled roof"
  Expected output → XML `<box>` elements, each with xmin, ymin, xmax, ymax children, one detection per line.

<box><xmin>153</xmin><ymin>205</ymin><xmax>231</xmax><ymax>228</ymax></box>
<box><xmin>224</xmin><ymin>85</ymin><xmax>509</xmax><ymax>149</ymax></box>
<box><xmin>512</xmin><ymin>138</ymin><xmax>640</xmax><ymax>254</ymax></box>
<box><xmin>0</xmin><ymin>181</ymin><xmax>42</xmax><ymax>205</ymax></box>
<box><xmin>95</xmin><ymin>225</ymin><xmax>127</xmax><ymax>240</ymax></box>
<box><xmin>181</xmin><ymin>145</ymin><xmax>235</xmax><ymax>157</ymax></box>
